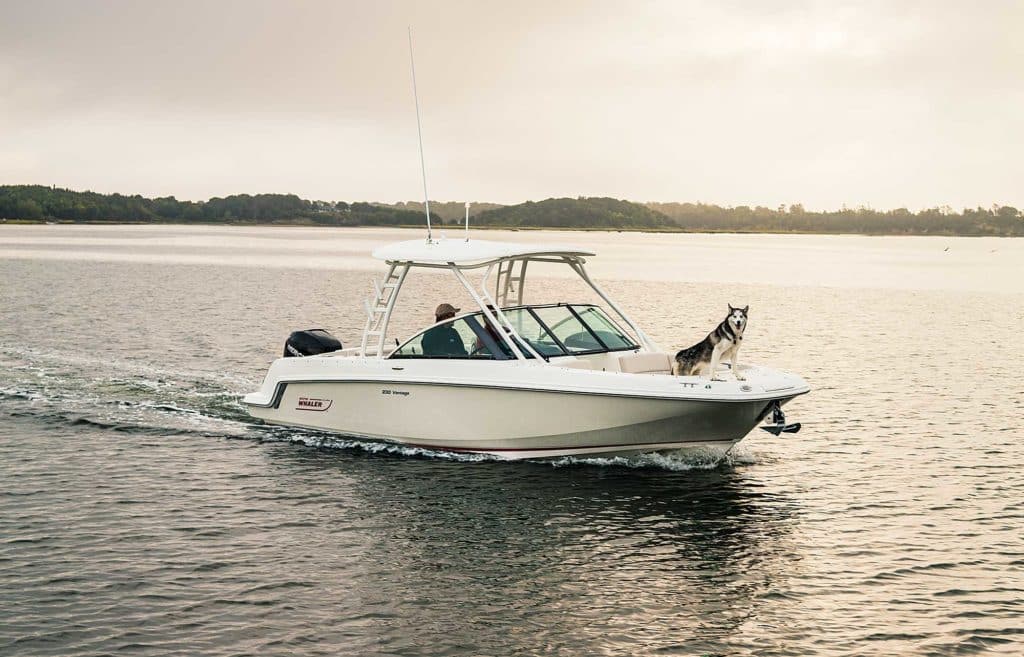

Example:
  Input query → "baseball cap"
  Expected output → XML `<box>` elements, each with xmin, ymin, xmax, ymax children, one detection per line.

<box><xmin>435</xmin><ymin>303</ymin><xmax>460</xmax><ymax>318</ymax></box>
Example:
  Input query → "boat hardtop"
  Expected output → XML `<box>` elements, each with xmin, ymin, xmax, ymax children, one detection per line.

<box><xmin>372</xmin><ymin>238</ymin><xmax>595</xmax><ymax>266</ymax></box>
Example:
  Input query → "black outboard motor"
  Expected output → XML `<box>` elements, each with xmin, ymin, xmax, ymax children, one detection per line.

<box><xmin>283</xmin><ymin>329</ymin><xmax>343</xmax><ymax>358</ymax></box>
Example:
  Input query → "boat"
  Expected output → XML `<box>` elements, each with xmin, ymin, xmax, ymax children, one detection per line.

<box><xmin>243</xmin><ymin>237</ymin><xmax>810</xmax><ymax>460</ymax></box>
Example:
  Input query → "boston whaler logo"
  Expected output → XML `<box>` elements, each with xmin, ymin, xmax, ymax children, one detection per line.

<box><xmin>296</xmin><ymin>397</ymin><xmax>333</xmax><ymax>412</ymax></box>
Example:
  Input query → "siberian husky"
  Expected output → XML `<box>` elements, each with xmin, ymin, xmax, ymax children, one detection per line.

<box><xmin>672</xmin><ymin>305</ymin><xmax>749</xmax><ymax>380</ymax></box>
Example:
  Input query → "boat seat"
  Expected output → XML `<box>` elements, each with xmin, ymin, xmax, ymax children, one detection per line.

<box><xmin>555</xmin><ymin>357</ymin><xmax>598</xmax><ymax>371</ymax></box>
<box><xmin>617</xmin><ymin>351</ymin><xmax>674</xmax><ymax>375</ymax></box>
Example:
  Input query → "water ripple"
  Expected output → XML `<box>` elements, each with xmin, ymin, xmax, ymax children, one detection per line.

<box><xmin>2</xmin><ymin>245</ymin><xmax>1023</xmax><ymax>656</ymax></box>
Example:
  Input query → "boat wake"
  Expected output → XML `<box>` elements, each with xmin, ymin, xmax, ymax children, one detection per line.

<box><xmin>274</xmin><ymin>431</ymin><xmax>504</xmax><ymax>463</ymax></box>
<box><xmin>0</xmin><ymin>344</ymin><xmax>257</xmax><ymax>440</ymax></box>
<box><xmin>549</xmin><ymin>444</ymin><xmax>756</xmax><ymax>471</ymax></box>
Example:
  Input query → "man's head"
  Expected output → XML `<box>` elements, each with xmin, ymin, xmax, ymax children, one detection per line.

<box><xmin>435</xmin><ymin>303</ymin><xmax>460</xmax><ymax>322</ymax></box>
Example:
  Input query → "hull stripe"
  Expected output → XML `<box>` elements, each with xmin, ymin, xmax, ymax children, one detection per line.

<box><xmin>246</xmin><ymin>378</ymin><xmax>807</xmax><ymax>409</ymax></box>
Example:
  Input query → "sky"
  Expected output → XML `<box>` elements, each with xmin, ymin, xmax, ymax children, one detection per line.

<box><xmin>1</xmin><ymin>0</ymin><xmax>1021</xmax><ymax>210</ymax></box>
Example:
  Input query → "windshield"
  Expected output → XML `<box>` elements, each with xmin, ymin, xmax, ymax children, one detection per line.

<box><xmin>571</xmin><ymin>305</ymin><xmax>636</xmax><ymax>350</ymax></box>
<box><xmin>500</xmin><ymin>308</ymin><xmax>566</xmax><ymax>357</ymax></box>
<box><xmin>390</xmin><ymin>304</ymin><xmax>637</xmax><ymax>360</ymax></box>
<box><xmin>392</xmin><ymin>316</ymin><xmax>506</xmax><ymax>360</ymax></box>
<box><xmin>531</xmin><ymin>306</ymin><xmax>604</xmax><ymax>353</ymax></box>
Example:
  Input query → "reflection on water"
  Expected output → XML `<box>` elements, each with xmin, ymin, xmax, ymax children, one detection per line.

<box><xmin>321</xmin><ymin>454</ymin><xmax>798</xmax><ymax>656</ymax></box>
<box><xmin>1</xmin><ymin>226</ymin><xmax>1023</xmax><ymax>656</ymax></box>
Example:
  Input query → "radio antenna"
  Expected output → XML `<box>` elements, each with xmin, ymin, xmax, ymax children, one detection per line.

<box><xmin>407</xmin><ymin>27</ymin><xmax>432</xmax><ymax>242</ymax></box>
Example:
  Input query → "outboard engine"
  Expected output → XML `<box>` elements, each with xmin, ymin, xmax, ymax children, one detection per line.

<box><xmin>283</xmin><ymin>329</ymin><xmax>343</xmax><ymax>358</ymax></box>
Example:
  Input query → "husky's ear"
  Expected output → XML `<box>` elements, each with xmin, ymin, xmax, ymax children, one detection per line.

<box><xmin>728</xmin><ymin>303</ymin><xmax>735</xmax><ymax>312</ymax></box>
<box><xmin>742</xmin><ymin>305</ymin><xmax>749</xmax><ymax>314</ymax></box>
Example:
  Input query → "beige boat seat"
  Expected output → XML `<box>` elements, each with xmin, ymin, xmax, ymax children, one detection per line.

<box><xmin>617</xmin><ymin>351</ymin><xmax>674</xmax><ymax>375</ymax></box>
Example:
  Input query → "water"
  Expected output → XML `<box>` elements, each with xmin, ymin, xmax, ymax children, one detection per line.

<box><xmin>1</xmin><ymin>225</ymin><xmax>1022</xmax><ymax>656</ymax></box>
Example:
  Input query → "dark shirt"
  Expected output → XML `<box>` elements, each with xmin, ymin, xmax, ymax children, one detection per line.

<box><xmin>421</xmin><ymin>323</ymin><xmax>467</xmax><ymax>357</ymax></box>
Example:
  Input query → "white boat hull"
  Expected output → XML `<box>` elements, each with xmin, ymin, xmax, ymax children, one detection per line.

<box><xmin>244</xmin><ymin>357</ymin><xmax>809</xmax><ymax>460</ymax></box>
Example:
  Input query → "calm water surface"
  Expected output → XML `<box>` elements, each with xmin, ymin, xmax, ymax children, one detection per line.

<box><xmin>1</xmin><ymin>225</ymin><xmax>1022</xmax><ymax>656</ymax></box>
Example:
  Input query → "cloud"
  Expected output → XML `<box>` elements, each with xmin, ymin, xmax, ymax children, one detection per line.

<box><xmin>1</xmin><ymin>0</ymin><xmax>1021</xmax><ymax>208</ymax></box>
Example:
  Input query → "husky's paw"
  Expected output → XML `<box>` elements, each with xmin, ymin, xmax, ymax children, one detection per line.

<box><xmin>735</xmin><ymin>373</ymin><xmax>747</xmax><ymax>381</ymax></box>
<box><xmin>711</xmin><ymin>375</ymin><xmax>726</xmax><ymax>382</ymax></box>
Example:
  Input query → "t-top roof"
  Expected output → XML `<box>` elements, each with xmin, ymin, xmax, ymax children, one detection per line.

<box><xmin>371</xmin><ymin>238</ymin><xmax>596</xmax><ymax>266</ymax></box>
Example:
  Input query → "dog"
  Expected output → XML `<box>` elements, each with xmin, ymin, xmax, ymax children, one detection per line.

<box><xmin>672</xmin><ymin>305</ymin><xmax>749</xmax><ymax>381</ymax></box>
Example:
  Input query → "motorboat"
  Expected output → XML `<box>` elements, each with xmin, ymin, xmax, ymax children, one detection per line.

<box><xmin>243</xmin><ymin>237</ymin><xmax>810</xmax><ymax>460</ymax></box>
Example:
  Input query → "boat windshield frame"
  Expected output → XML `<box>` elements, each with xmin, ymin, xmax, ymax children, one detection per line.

<box><xmin>359</xmin><ymin>245</ymin><xmax>659</xmax><ymax>361</ymax></box>
<box><xmin>390</xmin><ymin>303</ymin><xmax>640</xmax><ymax>361</ymax></box>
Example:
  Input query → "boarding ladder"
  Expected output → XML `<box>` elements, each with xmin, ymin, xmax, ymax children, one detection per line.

<box><xmin>359</xmin><ymin>263</ymin><xmax>410</xmax><ymax>357</ymax></box>
<box><xmin>494</xmin><ymin>258</ymin><xmax>528</xmax><ymax>307</ymax></box>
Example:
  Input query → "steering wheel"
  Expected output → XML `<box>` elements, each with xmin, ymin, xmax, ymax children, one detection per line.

<box><xmin>563</xmin><ymin>331</ymin><xmax>600</xmax><ymax>349</ymax></box>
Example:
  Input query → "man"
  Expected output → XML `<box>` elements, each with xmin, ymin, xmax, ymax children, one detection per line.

<box><xmin>421</xmin><ymin>303</ymin><xmax>468</xmax><ymax>357</ymax></box>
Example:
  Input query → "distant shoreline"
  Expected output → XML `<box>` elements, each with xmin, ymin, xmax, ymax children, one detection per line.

<box><xmin>2</xmin><ymin>218</ymin><xmax>1019</xmax><ymax>238</ymax></box>
<box><xmin>3</xmin><ymin>185</ymin><xmax>1021</xmax><ymax>236</ymax></box>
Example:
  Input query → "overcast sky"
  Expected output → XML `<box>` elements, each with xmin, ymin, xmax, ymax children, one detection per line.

<box><xmin>1</xmin><ymin>0</ymin><xmax>1021</xmax><ymax>209</ymax></box>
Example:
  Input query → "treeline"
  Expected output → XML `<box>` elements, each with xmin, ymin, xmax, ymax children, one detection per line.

<box><xmin>381</xmin><ymin>200</ymin><xmax>505</xmax><ymax>222</ymax></box>
<box><xmin>0</xmin><ymin>185</ymin><xmax>438</xmax><ymax>226</ymax></box>
<box><xmin>1</xmin><ymin>185</ymin><xmax>1022</xmax><ymax>236</ymax></box>
<box><xmin>475</xmin><ymin>197</ymin><xmax>673</xmax><ymax>229</ymax></box>
<box><xmin>646</xmin><ymin>202</ymin><xmax>1024</xmax><ymax>236</ymax></box>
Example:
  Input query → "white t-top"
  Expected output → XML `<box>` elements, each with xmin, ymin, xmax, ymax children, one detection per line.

<box><xmin>371</xmin><ymin>238</ymin><xmax>595</xmax><ymax>266</ymax></box>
